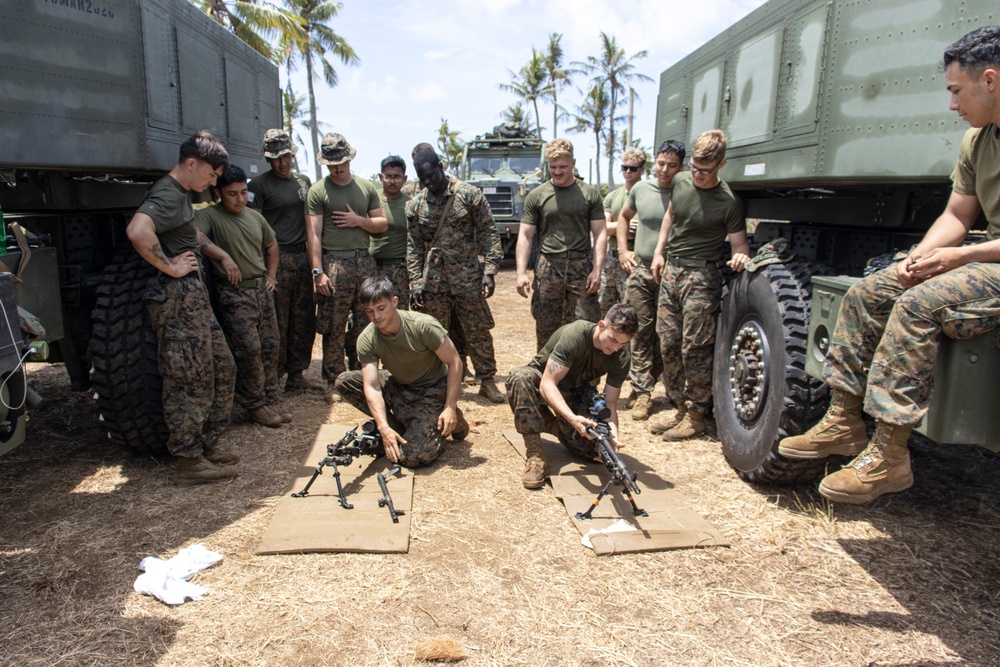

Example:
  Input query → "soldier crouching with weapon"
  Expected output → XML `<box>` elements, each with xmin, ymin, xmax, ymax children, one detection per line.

<box><xmin>505</xmin><ymin>304</ymin><xmax>639</xmax><ymax>492</ymax></box>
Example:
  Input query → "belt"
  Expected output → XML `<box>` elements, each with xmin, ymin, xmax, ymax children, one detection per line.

<box><xmin>236</xmin><ymin>276</ymin><xmax>265</xmax><ymax>288</ymax></box>
<box><xmin>279</xmin><ymin>242</ymin><xmax>307</xmax><ymax>253</ymax></box>
<box><xmin>667</xmin><ymin>255</ymin><xmax>714</xmax><ymax>268</ymax></box>
<box><xmin>376</xmin><ymin>257</ymin><xmax>406</xmax><ymax>266</ymax></box>
<box><xmin>324</xmin><ymin>248</ymin><xmax>370</xmax><ymax>258</ymax></box>
<box><xmin>543</xmin><ymin>250</ymin><xmax>591</xmax><ymax>259</ymax></box>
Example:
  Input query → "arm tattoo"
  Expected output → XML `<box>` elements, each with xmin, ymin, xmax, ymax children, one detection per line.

<box><xmin>149</xmin><ymin>243</ymin><xmax>170</xmax><ymax>268</ymax></box>
<box><xmin>545</xmin><ymin>359</ymin><xmax>566</xmax><ymax>376</ymax></box>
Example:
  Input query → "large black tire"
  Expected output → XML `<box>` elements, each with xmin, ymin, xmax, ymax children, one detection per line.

<box><xmin>712</xmin><ymin>261</ymin><xmax>829</xmax><ymax>484</ymax></box>
<box><xmin>89</xmin><ymin>249</ymin><xmax>169</xmax><ymax>456</ymax></box>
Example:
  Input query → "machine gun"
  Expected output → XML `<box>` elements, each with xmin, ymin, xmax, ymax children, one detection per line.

<box><xmin>572</xmin><ymin>388</ymin><xmax>648</xmax><ymax>521</ymax></box>
<box><xmin>291</xmin><ymin>420</ymin><xmax>405</xmax><ymax>523</ymax></box>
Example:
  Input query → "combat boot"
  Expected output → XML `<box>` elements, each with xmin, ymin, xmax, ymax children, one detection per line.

<box><xmin>661</xmin><ymin>410</ymin><xmax>705</xmax><ymax>441</ymax></box>
<box><xmin>630</xmin><ymin>393</ymin><xmax>652</xmax><ymax>421</ymax></box>
<box><xmin>778</xmin><ymin>389</ymin><xmax>866</xmax><ymax>459</ymax></box>
<box><xmin>479</xmin><ymin>378</ymin><xmax>505</xmax><ymax>404</ymax></box>
<box><xmin>203</xmin><ymin>445</ymin><xmax>240</xmax><ymax>465</ymax></box>
<box><xmin>650</xmin><ymin>406</ymin><xmax>687</xmax><ymax>435</ymax></box>
<box><xmin>269</xmin><ymin>402</ymin><xmax>293</xmax><ymax>423</ymax></box>
<box><xmin>462</xmin><ymin>359</ymin><xmax>477</xmax><ymax>386</ymax></box>
<box><xmin>250</xmin><ymin>404</ymin><xmax>282</xmax><ymax>428</ymax></box>
<box><xmin>175</xmin><ymin>456</ymin><xmax>238</xmax><ymax>486</ymax></box>
<box><xmin>819</xmin><ymin>421</ymin><xmax>913</xmax><ymax>504</ymax></box>
<box><xmin>521</xmin><ymin>433</ymin><xmax>548</xmax><ymax>489</ymax></box>
<box><xmin>284</xmin><ymin>371</ymin><xmax>315</xmax><ymax>393</ymax></box>
<box><xmin>325</xmin><ymin>381</ymin><xmax>343</xmax><ymax>404</ymax></box>
<box><xmin>621</xmin><ymin>388</ymin><xmax>639</xmax><ymax>410</ymax></box>
<box><xmin>452</xmin><ymin>409</ymin><xmax>470</xmax><ymax>441</ymax></box>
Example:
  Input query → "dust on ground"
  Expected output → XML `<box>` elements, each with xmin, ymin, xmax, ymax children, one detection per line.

<box><xmin>3</xmin><ymin>267</ymin><xmax>1000</xmax><ymax>666</ymax></box>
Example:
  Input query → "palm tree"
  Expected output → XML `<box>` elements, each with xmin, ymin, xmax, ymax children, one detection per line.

<box><xmin>195</xmin><ymin>0</ymin><xmax>298</xmax><ymax>63</ymax></box>
<box><xmin>542</xmin><ymin>33</ymin><xmax>573</xmax><ymax>140</ymax></box>
<box><xmin>437</xmin><ymin>118</ymin><xmax>465</xmax><ymax>175</ymax></box>
<box><xmin>576</xmin><ymin>32</ymin><xmax>652</xmax><ymax>189</ymax></box>
<box><xmin>282</xmin><ymin>84</ymin><xmax>310</xmax><ymax>172</ymax></box>
<box><xmin>569</xmin><ymin>82</ymin><xmax>611</xmax><ymax>191</ymax></box>
<box><xmin>498</xmin><ymin>49</ymin><xmax>553</xmax><ymax>140</ymax></box>
<box><xmin>499</xmin><ymin>102</ymin><xmax>533</xmax><ymax>131</ymax></box>
<box><xmin>281</xmin><ymin>0</ymin><xmax>359</xmax><ymax>180</ymax></box>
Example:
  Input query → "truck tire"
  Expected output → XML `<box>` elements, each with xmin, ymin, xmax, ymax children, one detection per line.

<box><xmin>89</xmin><ymin>250</ymin><xmax>169</xmax><ymax>456</ymax></box>
<box><xmin>712</xmin><ymin>261</ymin><xmax>828</xmax><ymax>484</ymax></box>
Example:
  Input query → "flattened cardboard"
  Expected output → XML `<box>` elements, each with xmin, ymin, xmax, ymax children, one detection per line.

<box><xmin>504</xmin><ymin>429</ymin><xmax>728</xmax><ymax>555</ymax></box>
<box><xmin>257</xmin><ymin>424</ymin><xmax>412</xmax><ymax>554</ymax></box>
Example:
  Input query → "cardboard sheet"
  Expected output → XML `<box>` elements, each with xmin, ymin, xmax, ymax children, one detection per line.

<box><xmin>504</xmin><ymin>429</ymin><xmax>728</xmax><ymax>555</ymax></box>
<box><xmin>257</xmin><ymin>424</ymin><xmax>413</xmax><ymax>554</ymax></box>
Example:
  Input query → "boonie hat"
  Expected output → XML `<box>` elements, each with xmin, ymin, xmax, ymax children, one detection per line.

<box><xmin>318</xmin><ymin>133</ymin><xmax>357</xmax><ymax>166</ymax></box>
<box><xmin>262</xmin><ymin>129</ymin><xmax>296</xmax><ymax>158</ymax></box>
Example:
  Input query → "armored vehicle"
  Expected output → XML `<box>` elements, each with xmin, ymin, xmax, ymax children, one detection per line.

<box><xmin>654</xmin><ymin>0</ymin><xmax>998</xmax><ymax>483</ymax></box>
<box><xmin>0</xmin><ymin>0</ymin><xmax>281</xmax><ymax>455</ymax></box>
<box><xmin>459</xmin><ymin>123</ymin><xmax>547</xmax><ymax>256</ymax></box>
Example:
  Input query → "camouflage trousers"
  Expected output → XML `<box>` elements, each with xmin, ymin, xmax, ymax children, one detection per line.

<box><xmin>375</xmin><ymin>258</ymin><xmax>410</xmax><ymax>310</ymax></box>
<box><xmin>656</xmin><ymin>262</ymin><xmax>722</xmax><ymax>414</ymax></box>
<box><xmin>626</xmin><ymin>262</ymin><xmax>663</xmax><ymax>395</ymax></box>
<box><xmin>274</xmin><ymin>249</ymin><xmax>316</xmax><ymax>376</ymax></box>
<box><xmin>335</xmin><ymin>370</ymin><xmax>451</xmax><ymax>468</ymax></box>
<box><xmin>420</xmin><ymin>289</ymin><xmax>497</xmax><ymax>380</ymax></box>
<box><xmin>505</xmin><ymin>365</ymin><xmax>599</xmax><ymax>460</ymax></box>
<box><xmin>598</xmin><ymin>248</ymin><xmax>629</xmax><ymax>317</ymax></box>
<box><xmin>824</xmin><ymin>262</ymin><xmax>1000</xmax><ymax>425</ymax></box>
<box><xmin>531</xmin><ymin>252</ymin><xmax>600</xmax><ymax>351</ymax></box>
<box><xmin>216</xmin><ymin>282</ymin><xmax>280</xmax><ymax>410</ymax></box>
<box><xmin>315</xmin><ymin>252</ymin><xmax>376</xmax><ymax>380</ymax></box>
<box><xmin>145</xmin><ymin>273</ymin><xmax>235</xmax><ymax>458</ymax></box>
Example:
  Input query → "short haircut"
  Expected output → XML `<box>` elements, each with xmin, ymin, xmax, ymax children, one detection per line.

<box><xmin>545</xmin><ymin>138</ymin><xmax>574</xmax><ymax>161</ymax></box>
<box><xmin>657</xmin><ymin>139</ymin><xmax>686</xmax><ymax>162</ymax></box>
<box><xmin>604</xmin><ymin>303</ymin><xmax>638</xmax><ymax>337</ymax></box>
<box><xmin>381</xmin><ymin>155</ymin><xmax>407</xmax><ymax>173</ymax></box>
<box><xmin>215</xmin><ymin>165</ymin><xmax>247</xmax><ymax>189</ymax></box>
<box><xmin>621</xmin><ymin>147</ymin><xmax>646</xmax><ymax>167</ymax></box>
<box><xmin>413</xmin><ymin>149</ymin><xmax>441</xmax><ymax>171</ymax></box>
<box><xmin>358</xmin><ymin>275</ymin><xmax>396</xmax><ymax>305</ymax></box>
<box><xmin>943</xmin><ymin>25</ymin><xmax>1000</xmax><ymax>74</ymax></box>
<box><xmin>411</xmin><ymin>142</ymin><xmax>434</xmax><ymax>160</ymax></box>
<box><xmin>692</xmin><ymin>130</ymin><xmax>727</xmax><ymax>164</ymax></box>
<box><xmin>178</xmin><ymin>131</ymin><xmax>229</xmax><ymax>169</ymax></box>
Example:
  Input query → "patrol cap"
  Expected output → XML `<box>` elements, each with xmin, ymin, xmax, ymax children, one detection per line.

<box><xmin>318</xmin><ymin>133</ymin><xmax>357</xmax><ymax>166</ymax></box>
<box><xmin>262</xmin><ymin>129</ymin><xmax>296</xmax><ymax>158</ymax></box>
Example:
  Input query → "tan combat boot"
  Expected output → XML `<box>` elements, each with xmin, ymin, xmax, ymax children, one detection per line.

<box><xmin>203</xmin><ymin>445</ymin><xmax>240</xmax><ymax>465</ymax></box>
<box><xmin>818</xmin><ymin>421</ymin><xmax>913</xmax><ymax>504</ymax></box>
<box><xmin>325</xmin><ymin>381</ymin><xmax>342</xmax><ymax>404</ymax></box>
<box><xmin>479</xmin><ymin>378</ymin><xmax>506</xmax><ymax>404</ymax></box>
<box><xmin>778</xmin><ymin>389</ymin><xmax>867</xmax><ymax>459</ymax></box>
<box><xmin>661</xmin><ymin>410</ymin><xmax>705</xmax><ymax>441</ymax></box>
<box><xmin>250</xmin><ymin>404</ymin><xmax>282</xmax><ymax>428</ymax></box>
<box><xmin>284</xmin><ymin>371</ymin><xmax>315</xmax><ymax>393</ymax></box>
<box><xmin>621</xmin><ymin>388</ymin><xmax>639</xmax><ymax>410</ymax></box>
<box><xmin>650</xmin><ymin>406</ymin><xmax>687</xmax><ymax>435</ymax></box>
<box><xmin>175</xmin><ymin>456</ymin><xmax>238</xmax><ymax>486</ymax></box>
<box><xmin>521</xmin><ymin>433</ymin><xmax>548</xmax><ymax>489</ymax></box>
<box><xmin>630</xmin><ymin>393</ymin><xmax>652</xmax><ymax>421</ymax></box>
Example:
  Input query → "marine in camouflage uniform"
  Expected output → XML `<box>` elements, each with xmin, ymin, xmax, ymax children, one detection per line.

<box><xmin>780</xmin><ymin>27</ymin><xmax>1000</xmax><ymax>503</ymax></box>
<box><xmin>305</xmin><ymin>134</ymin><xmax>387</xmax><ymax>401</ymax></box>
<box><xmin>650</xmin><ymin>131</ymin><xmax>750</xmax><ymax>440</ymax></box>
<box><xmin>371</xmin><ymin>155</ymin><xmax>411</xmax><ymax>308</ymax></box>
<box><xmin>599</xmin><ymin>148</ymin><xmax>645</xmax><ymax>317</ymax></box>
<box><xmin>335</xmin><ymin>276</ymin><xmax>468</xmax><ymax>468</ymax></box>
<box><xmin>406</xmin><ymin>150</ymin><xmax>505</xmax><ymax>402</ymax></box>
<box><xmin>516</xmin><ymin>138</ymin><xmax>606</xmax><ymax>351</ymax></box>
<box><xmin>125</xmin><ymin>131</ymin><xmax>238</xmax><ymax>484</ymax></box>
<box><xmin>247</xmin><ymin>129</ymin><xmax>315</xmax><ymax>392</ymax></box>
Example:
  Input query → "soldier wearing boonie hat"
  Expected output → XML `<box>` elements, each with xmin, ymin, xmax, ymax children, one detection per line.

<box><xmin>304</xmin><ymin>133</ymin><xmax>388</xmax><ymax>403</ymax></box>
<box><xmin>248</xmin><ymin>129</ymin><xmax>316</xmax><ymax>393</ymax></box>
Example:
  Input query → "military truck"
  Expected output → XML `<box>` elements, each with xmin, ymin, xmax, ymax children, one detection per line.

<box><xmin>654</xmin><ymin>0</ymin><xmax>998</xmax><ymax>483</ymax></box>
<box><xmin>0</xmin><ymin>0</ymin><xmax>281</xmax><ymax>455</ymax></box>
<box><xmin>459</xmin><ymin>122</ymin><xmax>547</xmax><ymax>256</ymax></box>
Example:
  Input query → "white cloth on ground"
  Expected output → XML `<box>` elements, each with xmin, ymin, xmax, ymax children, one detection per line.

<box><xmin>133</xmin><ymin>543</ymin><xmax>224</xmax><ymax>605</ymax></box>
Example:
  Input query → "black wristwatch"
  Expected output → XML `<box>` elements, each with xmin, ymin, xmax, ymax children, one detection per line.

<box><xmin>311</xmin><ymin>268</ymin><xmax>324</xmax><ymax>278</ymax></box>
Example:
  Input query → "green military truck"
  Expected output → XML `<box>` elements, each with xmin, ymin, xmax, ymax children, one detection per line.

<box><xmin>654</xmin><ymin>0</ymin><xmax>998</xmax><ymax>483</ymax></box>
<box><xmin>0</xmin><ymin>0</ymin><xmax>281</xmax><ymax>455</ymax></box>
<box><xmin>459</xmin><ymin>122</ymin><xmax>547</xmax><ymax>256</ymax></box>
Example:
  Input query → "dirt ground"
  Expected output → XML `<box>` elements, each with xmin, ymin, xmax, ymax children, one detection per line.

<box><xmin>3</xmin><ymin>266</ymin><xmax>1000</xmax><ymax>667</ymax></box>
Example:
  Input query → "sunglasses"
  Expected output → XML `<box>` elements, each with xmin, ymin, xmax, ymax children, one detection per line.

<box><xmin>620</xmin><ymin>165</ymin><xmax>641</xmax><ymax>172</ymax></box>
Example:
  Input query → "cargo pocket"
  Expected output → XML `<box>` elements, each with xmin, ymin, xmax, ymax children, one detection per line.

<box><xmin>158</xmin><ymin>326</ymin><xmax>205</xmax><ymax>384</ymax></box>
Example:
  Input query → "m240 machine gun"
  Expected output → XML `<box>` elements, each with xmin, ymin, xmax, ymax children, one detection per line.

<box><xmin>291</xmin><ymin>420</ymin><xmax>405</xmax><ymax>523</ymax></box>
<box><xmin>573</xmin><ymin>387</ymin><xmax>648</xmax><ymax>521</ymax></box>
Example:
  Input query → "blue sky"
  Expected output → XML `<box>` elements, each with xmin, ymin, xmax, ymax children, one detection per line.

<box><xmin>285</xmin><ymin>0</ymin><xmax>767</xmax><ymax>184</ymax></box>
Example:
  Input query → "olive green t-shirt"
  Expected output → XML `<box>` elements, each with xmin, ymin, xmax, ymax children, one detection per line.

<box><xmin>521</xmin><ymin>180</ymin><xmax>604</xmax><ymax>254</ymax></box>
<box><xmin>370</xmin><ymin>192</ymin><xmax>410</xmax><ymax>260</ymax></box>
<box><xmin>247</xmin><ymin>170</ymin><xmax>311</xmax><ymax>247</ymax></box>
<box><xmin>195</xmin><ymin>205</ymin><xmax>275</xmax><ymax>280</ymax></box>
<box><xmin>667</xmin><ymin>172</ymin><xmax>745</xmax><ymax>260</ymax></box>
<box><xmin>135</xmin><ymin>176</ymin><xmax>198</xmax><ymax>258</ymax></box>
<box><xmin>952</xmin><ymin>124</ymin><xmax>1000</xmax><ymax>238</ymax></box>
<box><xmin>529</xmin><ymin>320</ymin><xmax>631</xmax><ymax>390</ymax></box>
<box><xmin>627</xmin><ymin>180</ymin><xmax>672</xmax><ymax>261</ymax></box>
<box><xmin>602</xmin><ymin>186</ymin><xmax>629</xmax><ymax>252</ymax></box>
<box><xmin>305</xmin><ymin>174</ymin><xmax>381</xmax><ymax>251</ymax></box>
<box><xmin>357</xmin><ymin>310</ymin><xmax>448</xmax><ymax>387</ymax></box>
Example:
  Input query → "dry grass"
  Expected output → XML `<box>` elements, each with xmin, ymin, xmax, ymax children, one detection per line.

<box><xmin>3</xmin><ymin>266</ymin><xmax>1000</xmax><ymax>666</ymax></box>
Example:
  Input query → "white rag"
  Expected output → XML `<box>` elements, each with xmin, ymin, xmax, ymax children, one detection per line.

<box><xmin>580</xmin><ymin>518</ymin><xmax>638</xmax><ymax>549</ymax></box>
<box><xmin>133</xmin><ymin>543</ymin><xmax>224</xmax><ymax>605</ymax></box>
